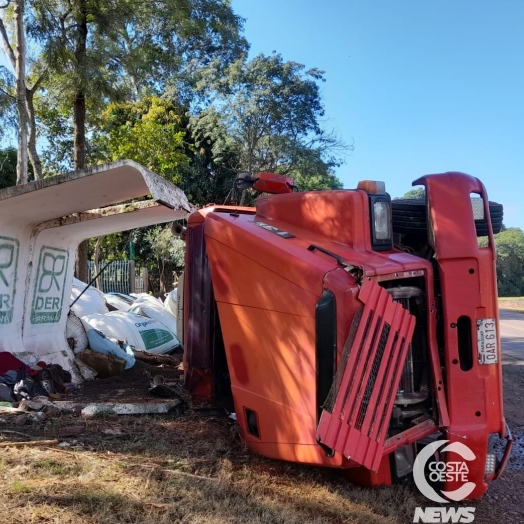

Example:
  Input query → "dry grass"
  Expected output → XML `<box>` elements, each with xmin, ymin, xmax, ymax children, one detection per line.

<box><xmin>499</xmin><ymin>297</ymin><xmax>524</xmax><ymax>313</ymax></box>
<box><xmin>0</xmin><ymin>413</ymin><xmax>426</xmax><ymax>524</ymax></box>
<box><xmin>0</xmin><ymin>353</ymin><xmax>518</xmax><ymax>523</ymax></box>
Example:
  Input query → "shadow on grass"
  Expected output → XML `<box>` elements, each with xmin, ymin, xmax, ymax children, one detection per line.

<box><xmin>9</xmin><ymin>467</ymin><xmax>414</xmax><ymax>524</ymax></box>
<box><xmin>1</xmin><ymin>411</ymin><xmax>426</xmax><ymax>524</ymax></box>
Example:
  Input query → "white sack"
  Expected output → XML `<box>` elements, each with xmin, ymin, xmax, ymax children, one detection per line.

<box><xmin>164</xmin><ymin>289</ymin><xmax>178</xmax><ymax>318</ymax></box>
<box><xmin>129</xmin><ymin>295</ymin><xmax>178</xmax><ymax>336</ymax></box>
<box><xmin>71</xmin><ymin>278</ymin><xmax>108</xmax><ymax>317</ymax></box>
<box><xmin>81</xmin><ymin>311</ymin><xmax>179</xmax><ymax>355</ymax></box>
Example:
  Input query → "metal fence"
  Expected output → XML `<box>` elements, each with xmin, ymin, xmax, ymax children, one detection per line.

<box><xmin>87</xmin><ymin>260</ymin><xmax>148</xmax><ymax>294</ymax></box>
<box><xmin>134</xmin><ymin>267</ymin><xmax>148</xmax><ymax>294</ymax></box>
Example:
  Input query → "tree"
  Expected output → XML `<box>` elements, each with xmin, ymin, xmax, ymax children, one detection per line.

<box><xmin>116</xmin><ymin>0</ymin><xmax>248</xmax><ymax>102</ymax></box>
<box><xmin>0</xmin><ymin>147</ymin><xmax>16</xmax><ymax>188</ymax></box>
<box><xmin>95</xmin><ymin>96</ymin><xmax>189</xmax><ymax>183</ymax></box>
<box><xmin>0</xmin><ymin>0</ymin><xmax>44</xmax><ymax>182</ymax></box>
<box><xmin>30</xmin><ymin>0</ymin><xmax>246</xmax><ymax>280</ymax></box>
<box><xmin>287</xmin><ymin>148</ymin><xmax>343</xmax><ymax>191</ymax></box>
<box><xmin>479</xmin><ymin>228</ymin><xmax>524</xmax><ymax>297</ymax></box>
<box><xmin>190</xmin><ymin>53</ymin><xmax>346</xmax><ymax>184</ymax></box>
<box><xmin>31</xmin><ymin>0</ymin><xmax>134</xmax><ymax>171</ymax></box>
<box><xmin>0</xmin><ymin>65</ymin><xmax>17</xmax><ymax>139</ymax></box>
<box><xmin>33</xmin><ymin>0</ymin><xmax>247</xmax><ymax>175</ymax></box>
<box><xmin>0</xmin><ymin>146</ymin><xmax>34</xmax><ymax>188</ymax></box>
<box><xmin>396</xmin><ymin>187</ymin><xmax>425</xmax><ymax>200</ymax></box>
<box><xmin>144</xmin><ymin>226</ymin><xmax>185</xmax><ymax>293</ymax></box>
<box><xmin>179</xmin><ymin>146</ymin><xmax>239</xmax><ymax>206</ymax></box>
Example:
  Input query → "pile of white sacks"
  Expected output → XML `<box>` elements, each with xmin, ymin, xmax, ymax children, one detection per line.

<box><xmin>66</xmin><ymin>278</ymin><xmax>181</xmax><ymax>369</ymax></box>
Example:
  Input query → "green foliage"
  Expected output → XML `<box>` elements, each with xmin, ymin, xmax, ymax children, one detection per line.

<box><xmin>31</xmin><ymin>0</ymin><xmax>247</xmax><ymax>172</ymax></box>
<box><xmin>0</xmin><ymin>66</ymin><xmax>16</xmax><ymax>141</ymax></box>
<box><xmin>292</xmin><ymin>170</ymin><xmax>343</xmax><ymax>191</ymax></box>
<box><xmin>37</xmin><ymin>104</ymin><xmax>75</xmax><ymax>175</ymax></box>
<box><xmin>140</xmin><ymin>225</ymin><xmax>185</xmax><ymax>293</ymax></box>
<box><xmin>95</xmin><ymin>97</ymin><xmax>189</xmax><ymax>183</ymax></box>
<box><xmin>119</xmin><ymin>0</ymin><xmax>248</xmax><ymax>101</ymax></box>
<box><xmin>288</xmin><ymin>149</ymin><xmax>343</xmax><ymax>190</ymax></box>
<box><xmin>31</xmin><ymin>0</ymin><xmax>135</xmax><ymax>99</ymax></box>
<box><xmin>191</xmin><ymin>53</ymin><xmax>346</xmax><ymax>185</ymax></box>
<box><xmin>88</xmin><ymin>233</ymin><xmax>129</xmax><ymax>262</ymax></box>
<box><xmin>0</xmin><ymin>147</ymin><xmax>16</xmax><ymax>189</ymax></box>
<box><xmin>96</xmin><ymin>101</ymin><xmax>239</xmax><ymax>208</ymax></box>
<box><xmin>144</xmin><ymin>226</ymin><xmax>185</xmax><ymax>271</ymax></box>
<box><xmin>396</xmin><ymin>188</ymin><xmax>425</xmax><ymax>200</ymax></box>
<box><xmin>31</xmin><ymin>0</ymin><xmax>137</xmax><ymax>173</ymax></box>
<box><xmin>0</xmin><ymin>147</ymin><xmax>34</xmax><ymax>188</ymax></box>
<box><xmin>479</xmin><ymin>228</ymin><xmax>524</xmax><ymax>297</ymax></box>
<box><xmin>179</xmin><ymin>147</ymin><xmax>238</xmax><ymax>206</ymax></box>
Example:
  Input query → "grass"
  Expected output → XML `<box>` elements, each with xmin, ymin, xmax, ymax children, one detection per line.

<box><xmin>499</xmin><ymin>297</ymin><xmax>524</xmax><ymax>313</ymax></box>
<box><xmin>33</xmin><ymin>459</ymin><xmax>83</xmax><ymax>477</ymax></box>
<box><xmin>0</xmin><ymin>414</ymin><xmax>424</xmax><ymax>524</ymax></box>
<box><xmin>9</xmin><ymin>481</ymin><xmax>34</xmax><ymax>494</ymax></box>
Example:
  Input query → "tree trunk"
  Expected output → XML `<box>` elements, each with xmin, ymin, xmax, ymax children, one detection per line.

<box><xmin>1</xmin><ymin>5</ymin><xmax>43</xmax><ymax>183</ymax></box>
<box><xmin>73</xmin><ymin>0</ymin><xmax>87</xmax><ymax>172</ymax></box>
<box><xmin>25</xmin><ymin>89</ymin><xmax>42</xmax><ymax>180</ymax></box>
<box><xmin>73</xmin><ymin>2</ymin><xmax>89</xmax><ymax>281</ymax></box>
<box><xmin>74</xmin><ymin>92</ymin><xmax>86</xmax><ymax>170</ymax></box>
<box><xmin>14</xmin><ymin>0</ymin><xmax>28</xmax><ymax>185</ymax></box>
<box><xmin>93</xmin><ymin>236</ymin><xmax>103</xmax><ymax>290</ymax></box>
<box><xmin>75</xmin><ymin>240</ymin><xmax>89</xmax><ymax>283</ymax></box>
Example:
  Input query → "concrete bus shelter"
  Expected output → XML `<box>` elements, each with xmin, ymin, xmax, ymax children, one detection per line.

<box><xmin>0</xmin><ymin>160</ymin><xmax>192</xmax><ymax>379</ymax></box>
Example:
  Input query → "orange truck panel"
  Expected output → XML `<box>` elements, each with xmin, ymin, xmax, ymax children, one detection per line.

<box><xmin>183</xmin><ymin>172</ymin><xmax>508</xmax><ymax>498</ymax></box>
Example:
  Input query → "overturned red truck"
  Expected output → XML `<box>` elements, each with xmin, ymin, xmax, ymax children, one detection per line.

<box><xmin>181</xmin><ymin>171</ymin><xmax>511</xmax><ymax>499</ymax></box>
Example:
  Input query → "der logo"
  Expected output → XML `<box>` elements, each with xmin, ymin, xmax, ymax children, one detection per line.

<box><xmin>31</xmin><ymin>245</ymin><xmax>69</xmax><ymax>324</ymax></box>
<box><xmin>0</xmin><ymin>235</ymin><xmax>20</xmax><ymax>325</ymax></box>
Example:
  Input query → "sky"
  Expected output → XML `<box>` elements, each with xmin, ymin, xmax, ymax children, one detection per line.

<box><xmin>232</xmin><ymin>0</ymin><xmax>524</xmax><ymax>229</ymax></box>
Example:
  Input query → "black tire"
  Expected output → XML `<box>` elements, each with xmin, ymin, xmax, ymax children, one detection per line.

<box><xmin>488</xmin><ymin>203</ymin><xmax>503</xmax><ymax>214</ymax></box>
<box><xmin>392</xmin><ymin>199</ymin><xmax>503</xmax><ymax>215</ymax></box>
<box><xmin>391</xmin><ymin>199</ymin><xmax>426</xmax><ymax>213</ymax></box>
<box><xmin>392</xmin><ymin>216</ymin><xmax>429</xmax><ymax>226</ymax></box>
<box><xmin>392</xmin><ymin>199</ymin><xmax>503</xmax><ymax>237</ymax></box>
<box><xmin>477</xmin><ymin>224</ymin><xmax>503</xmax><ymax>235</ymax></box>
<box><xmin>392</xmin><ymin>212</ymin><xmax>427</xmax><ymax>220</ymax></box>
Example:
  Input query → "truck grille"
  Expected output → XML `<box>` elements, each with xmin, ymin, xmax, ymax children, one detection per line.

<box><xmin>316</xmin><ymin>280</ymin><xmax>415</xmax><ymax>471</ymax></box>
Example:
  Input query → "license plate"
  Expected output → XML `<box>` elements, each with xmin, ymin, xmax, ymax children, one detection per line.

<box><xmin>477</xmin><ymin>318</ymin><xmax>498</xmax><ymax>364</ymax></box>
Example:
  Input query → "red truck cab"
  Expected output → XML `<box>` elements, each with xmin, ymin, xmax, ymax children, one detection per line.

<box><xmin>182</xmin><ymin>172</ymin><xmax>510</xmax><ymax>498</ymax></box>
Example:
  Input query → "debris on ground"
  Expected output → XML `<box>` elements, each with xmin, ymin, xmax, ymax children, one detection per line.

<box><xmin>58</xmin><ymin>425</ymin><xmax>85</xmax><ymax>437</ymax></box>
<box><xmin>81</xmin><ymin>400</ymin><xmax>181</xmax><ymax>418</ymax></box>
<box><xmin>77</xmin><ymin>348</ymin><xmax>127</xmax><ymax>378</ymax></box>
<box><xmin>134</xmin><ymin>350</ymin><xmax>181</xmax><ymax>366</ymax></box>
<box><xmin>0</xmin><ymin>352</ymin><xmax>187</xmax><ymax>440</ymax></box>
<box><xmin>0</xmin><ymin>352</ymin><xmax>76</xmax><ymax>407</ymax></box>
<box><xmin>0</xmin><ymin>352</ymin><xmax>522</xmax><ymax>523</ymax></box>
<box><xmin>0</xmin><ymin>405</ymin><xmax>25</xmax><ymax>414</ymax></box>
<box><xmin>0</xmin><ymin>438</ymin><xmax>58</xmax><ymax>448</ymax></box>
<box><xmin>74</xmin><ymin>357</ymin><xmax>98</xmax><ymax>380</ymax></box>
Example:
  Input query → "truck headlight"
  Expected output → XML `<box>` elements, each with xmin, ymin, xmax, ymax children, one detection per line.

<box><xmin>370</xmin><ymin>195</ymin><xmax>392</xmax><ymax>251</ymax></box>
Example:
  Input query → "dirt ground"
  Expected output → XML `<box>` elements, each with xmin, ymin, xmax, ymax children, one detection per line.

<box><xmin>473</xmin><ymin>359</ymin><xmax>524</xmax><ymax>523</ymax></box>
<box><xmin>0</xmin><ymin>355</ymin><xmax>523</xmax><ymax>524</ymax></box>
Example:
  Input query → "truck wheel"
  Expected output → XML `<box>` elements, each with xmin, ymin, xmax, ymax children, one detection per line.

<box><xmin>392</xmin><ymin>199</ymin><xmax>504</xmax><ymax>236</ymax></box>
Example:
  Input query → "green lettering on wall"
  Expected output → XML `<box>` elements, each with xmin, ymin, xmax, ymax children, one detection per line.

<box><xmin>30</xmin><ymin>246</ymin><xmax>69</xmax><ymax>324</ymax></box>
<box><xmin>0</xmin><ymin>235</ymin><xmax>19</xmax><ymax>325</ymax></box>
